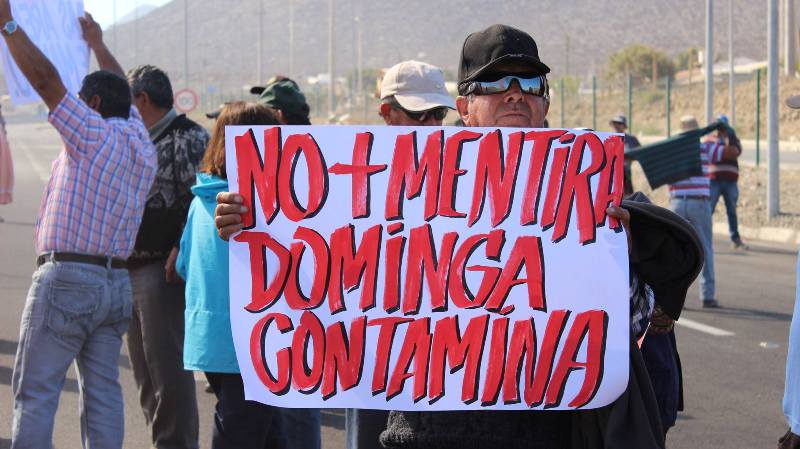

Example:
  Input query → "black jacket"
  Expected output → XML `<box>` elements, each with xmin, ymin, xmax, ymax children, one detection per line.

<box><xmin>129</xmin><ymin>114</ymin><xmax>209</xmax><ymax>265</ymax></box>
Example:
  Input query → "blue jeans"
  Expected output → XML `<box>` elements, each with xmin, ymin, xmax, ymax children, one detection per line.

<box><xmin>709</xmin><ymin>179</ymin><xmax>741</xmax><ymax>242</ymax></box>
<box><xmin>784</xmin><ymin>252</ymin><xmax>800</xmax><ymax>434</ymax></box>
<box><xmin>274</xmin><ymin>408</ymin><xmax>321</xmax><ymax>449</ymax></box>
<box><xmin>669</xmin><ymin>197</ymin><xmax>715</xmax><ymax>301</ymax></box>
<box><xmin>11</xmin><ymin>260</ymin><xmax>133</xmax><ymax>449</ymax></box>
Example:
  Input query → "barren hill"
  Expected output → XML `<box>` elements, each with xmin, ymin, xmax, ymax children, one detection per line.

<box><xmin>104</xmin><ymin>0</ymin><xmax>777</xmax><ymax>91</ymax></box>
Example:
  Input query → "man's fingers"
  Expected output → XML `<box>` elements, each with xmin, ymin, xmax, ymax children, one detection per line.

<box><xmin>218</xmin><ymin>224</ymin><xmax>243</xmax><ymax>241</ymax></box>
<box><xmin>215</xmin><ymin>213</ymin><xmax>243</xmax><ymax>241</ymax></box>
<box><xmin>605</xmin><ymin>205</ymin><xmax>630</xmax><ymax>222</ymax></box>
<box><xmin>216</xmin><ymin>191</ymin><xmax>244</xmax><ymax>205</ymax></box>
<box><xmin>214</xmin><ymin>193</ymin><xmax>246</xmax><ymax>241</ymax></box>
<box><xmin>215</xmin><ymin>202</ymin><xmax>247</xmax><ymax>217</ymax></box>
<box><xmin>215</xmin><ymin>211</ymin><xmax>242</xmax><ymax>227</ymax></box>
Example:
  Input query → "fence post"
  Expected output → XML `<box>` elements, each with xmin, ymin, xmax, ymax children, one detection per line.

<box><xmin>592</xmin><ymin>75</ymin><xmax>597</xmax><ymax>130</ymax></box>
<box><xmin>666</xmin><ymin>76</ymin><xmax>672</xmax><ymax>137</ymax></box>
<box><xmin>560</xmin><ymin>78</ymin><xmax>565</xmax><ymax>128</ymax></box>
<box><xmin>756</xmin><ymin>68</ymin><xmax>761</xmax><ymax>167</ymax></box>
<box><xmin>627</xmin><ymin>73</ymin><xmax>633</xmax><ymax>133</ymax></box>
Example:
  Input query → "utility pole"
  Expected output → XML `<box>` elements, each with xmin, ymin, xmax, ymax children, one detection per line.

<box><xmin>786</xmin><ymin>0</ymin><xmax>797</xmax><ymax>76</ymax></box>
<box><xmin>257</xmin><ymin>0</ymin><xmax>263</xmax><ymax>85</ymax></box>
<box><xmin>289</xmin><ymin>0</ymin><xmax>295</xmax><ymax>78</ymax></box>
<box><xmin>328</xmin><ymin>0</ymin><xmax>335</xmax><ymax>117</ymax></box>
<box><xmin>705</xmin><ymin>0</ymin><xmax>714</xmax><ymax>125</ymax></box>
<box><xmin>651</xmin><ymin>53</ymin><xmax>657</xmax><ymax>88</ymax></box>
<box><xmin>184</xmin><ymin>0</ymin><xmax>189</xmax><ymax>87</ymax></box>
<box><xmin>729</xmin><ymin>0</ymin><xmax>736</xmax><ymax>125</ymax></box>
<box><xmin>768</xmin><ymin>0</ymin><xmax>780</xmax><ymax>218</ymax></box>
<box><xmin>355</xmin><ymin>16</ymin><xmax>363</xmax><ymax>103</ymax></box>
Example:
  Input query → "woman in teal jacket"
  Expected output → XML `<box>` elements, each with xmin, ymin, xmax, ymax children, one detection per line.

<box><xmin>176</xmin><ymin>102</ymin><xmax>284</xmax><ymax>449</ymax></box>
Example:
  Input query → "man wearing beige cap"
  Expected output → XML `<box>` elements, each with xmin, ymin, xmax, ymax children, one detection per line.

<box><xmin>668</xmin><ymin>115</ymin><xmax>737</xmax><ymax>309</ymax></box>
<box><xmin>344</xmin><ymin>59</ymin><xmax>455</xmax><ymax>449</ymax></box>
<box><xmin>779</xmin><ymin>96</ymin><xmax>800</xmax><ymax>449</ymax></box>
<box><xmin>378</xmin><ymin>60</ymin><xmax>455</xmax><ymax>126</ymax></box>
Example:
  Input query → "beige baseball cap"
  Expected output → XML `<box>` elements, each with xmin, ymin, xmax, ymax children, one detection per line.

<box><xmin>679</xmin><ymin>115</ymin><xmax>699</xmax><ymax>132</ymax></box>
<box><xmin>380</xmin><ymin>60</ymin><xmax>456</xmax><ymax>111</ymax></box>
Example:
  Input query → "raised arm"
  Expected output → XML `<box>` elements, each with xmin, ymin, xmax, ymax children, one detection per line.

<box><xmin>0</xmin><ymin>0</ymin><xmax>66</xmax><ymax>110</ymax></box>
<box><xmin>79</xmin><ymin>13</ymin><xmax>125</xmax><ymax>78</ymax></box>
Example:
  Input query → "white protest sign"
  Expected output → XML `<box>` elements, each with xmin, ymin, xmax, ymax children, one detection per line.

<box><xmin>226</xmin><ymin>125</ymin><xmax>630</xmax><ymax>411</ymax></box>
<box><xmin>1</xmin><ymin>0</ymin><xmax>88</xmax><ymax>105</ymax></box>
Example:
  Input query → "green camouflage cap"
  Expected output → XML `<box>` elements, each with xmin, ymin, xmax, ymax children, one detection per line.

<box><xmin>258</xmin><ymin>77</ymin><xmax>310</xmax><ymax>122</ymax></box>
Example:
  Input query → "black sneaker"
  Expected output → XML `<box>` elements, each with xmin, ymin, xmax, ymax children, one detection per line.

<box><xmin>702</xmin><ymin>299</ymin><xmax>720</xmax><ymax>308</ymax></box>
<box><xmin>779</xmin><ymin>429</ymin><xmax>800</xmax><ymax>449</ymax></box>
<box><xmin>732</xmin><ymin>238</ymin><xmax>749</xmax><ymax>250</ymax></box>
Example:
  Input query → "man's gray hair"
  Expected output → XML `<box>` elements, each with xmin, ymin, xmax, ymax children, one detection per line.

<box><xmin>128</xmin><ymin>65</ymin><xmax>174</xmax><ymax>110</ymax></box>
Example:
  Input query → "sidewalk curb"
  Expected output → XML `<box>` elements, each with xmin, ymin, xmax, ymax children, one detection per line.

<box><xmin>713</xmin><ymin>221</ymin><xmax>800</xmax><ymax>246</ymax></box>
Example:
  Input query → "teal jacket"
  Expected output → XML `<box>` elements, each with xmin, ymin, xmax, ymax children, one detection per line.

<box><xmin>177</xmin><ymin>173</ymin><xmax>239</xmax><ymax>373</ymax></box>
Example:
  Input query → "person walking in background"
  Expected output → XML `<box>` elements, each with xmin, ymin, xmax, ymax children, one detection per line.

<box><xmin>708</xmin><ymin>114</ymin><xmax>747</xmax><ymax>250</ymax></box>
<box><xmin>0</xmin><ymin>104</ymin><xmax>13</xmax><ymax>209</ymax></box>
<box><xmin>176</xmin><ymin>102</ymin><xmax>286</xmax><ymax>449</ymax></box>
<box><xmin>668</xmin><ymin>115</ymin><xmax>738</xmax><ymax>309</ymax></box>
<box><xmin>3</xmin><ymin>7</ymin><xmax>157</xmax><ymax>448</ymax></box>
<box><xmin>609</xmin><ymin>114</ymin><xmax>641</xmax><ymax>195</ymax></box>
<box><xmin>124</xmin><ymin>64</ymin><xmax>209</xmax><ymax>449</ymax></box>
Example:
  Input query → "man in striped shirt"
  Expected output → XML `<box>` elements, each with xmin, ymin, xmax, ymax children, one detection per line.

<box><xmin>668</xmin><ymin>116</ymin><xmax>738</xmax><ymax>308</ymax></box>
<box><xmin>2</xmin><ymin>6</ymin><xmax>157</xmax><ymax>449</ymax></box>
<box><xmin>708</xmin><ymin>115</ymin><xmax>747</xmax><ymax>249</ymax></box>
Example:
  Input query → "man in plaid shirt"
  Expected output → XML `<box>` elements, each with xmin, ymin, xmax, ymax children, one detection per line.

<box><xmin>1</xmin><ymin>4</ymin><xmax>157</xmax><ymax>448</ymax></box>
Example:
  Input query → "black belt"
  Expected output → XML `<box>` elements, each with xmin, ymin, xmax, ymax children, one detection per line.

<box><xmin>37</xmin><ymin>252</ymin><xmax>128</xmax><ymax>269</ymax></box>
<box><xmin>672</xmin><ymin>195</ymin><xmax>707</xmax><ymax>200</ymax></box>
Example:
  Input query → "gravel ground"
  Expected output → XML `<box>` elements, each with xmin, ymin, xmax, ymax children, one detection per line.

<box><xmin>631</xmin><ymin>164</ymin><xmax>800</xmax><ymax>230</ymax></box>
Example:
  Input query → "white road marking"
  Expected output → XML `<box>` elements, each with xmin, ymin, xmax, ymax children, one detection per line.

<box><xmin>20</xmin><ymin>145</ymin><xmax>51</xmax><ymax>182</ymax></box>
<box><xmin>675</xmin><ymin>317</ymin><xmax>735</xmax><ymax>337</ymax></box>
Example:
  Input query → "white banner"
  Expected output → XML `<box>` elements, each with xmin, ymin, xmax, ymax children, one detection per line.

<box><xmin>226</xmin><ymin>125</ymin><xmax>630</xmax><ymax>411</ymax></box>
<box><xmin>1</xmin><ymin>0</ymin><xmax>88</xmax><ymax>105</ymax></box>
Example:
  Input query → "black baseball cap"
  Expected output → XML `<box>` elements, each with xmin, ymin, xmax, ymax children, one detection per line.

<box><xmin>457</xmin><ymin>24</ymin><xmax>550</xmax><ymax>94</ymax></box>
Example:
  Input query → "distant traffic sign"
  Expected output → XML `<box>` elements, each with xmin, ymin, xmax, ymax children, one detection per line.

<box><xmin>174</xmin><ymin>88</ymin><xmax>199</xmax><ymax>113</ymax></box>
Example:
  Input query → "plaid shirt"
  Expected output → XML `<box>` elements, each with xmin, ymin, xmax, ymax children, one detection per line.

<box><xmin>36</xmin><ymin>93</ymin><xmax>157</xmax><ymax>258</ymax></box>
<box><xmin>630</xmin><ymin>273</ymin><xmax>655</xmax><ymax>339</ymax></box>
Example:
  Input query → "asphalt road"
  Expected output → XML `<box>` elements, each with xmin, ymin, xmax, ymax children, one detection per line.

<box><xmin>0</xmin><ymin>121</ymin><xmax>797</xmax><ymax>449</ymax></box>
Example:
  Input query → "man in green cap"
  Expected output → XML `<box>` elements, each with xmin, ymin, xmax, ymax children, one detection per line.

<box><xmin>251</xmin><ymin>76</ymin><xmax>311</xmax><ymax>125</ymax></box>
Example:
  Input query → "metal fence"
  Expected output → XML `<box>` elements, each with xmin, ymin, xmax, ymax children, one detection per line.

<box><xmin>546</xmin><ymin>70</ymin><xmax>769</xmax><ymax>165</ymax></box>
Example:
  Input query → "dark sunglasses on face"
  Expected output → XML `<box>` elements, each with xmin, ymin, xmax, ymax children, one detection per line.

<box><xmin>402</xmin><ymin>106</ymin><xmax>449</xmax><ymax>122</ymax></box>
<box><xmin>462</xmin><ymin>75</ymin><xmax>549</xmax><ymax>99</ymax></box>
<box><xmin>387</xmin><ymin>97</ymin><xmax>449</xmax><ymax>122</ymax></box>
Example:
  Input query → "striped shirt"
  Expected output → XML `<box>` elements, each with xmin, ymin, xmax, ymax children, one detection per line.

<box><xmin>37</xmin><ymin>93</ymin><xmax>157</xmax><ymax>258</ymax></box>
<box><xmin>708</xmin><ymin>137</ymin><xmax>741</xmax><ymax>182</ymax></box>
<box><xmin>668</xmin><ymin>140</ymin><xmax>725</xmax><ymax>198</ymax></box>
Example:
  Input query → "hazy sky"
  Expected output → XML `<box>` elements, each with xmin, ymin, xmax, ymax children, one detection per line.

<box><xmin>83</xmin><ymin>0</ymin><xmax>171</xmax><ymax>28</ymax></box>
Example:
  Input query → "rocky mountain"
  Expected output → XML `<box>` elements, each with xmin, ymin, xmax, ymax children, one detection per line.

<box><xmin>101</xmin><ymin>0</ymin><xmax>776</xmax><ymax>91</ymax></box>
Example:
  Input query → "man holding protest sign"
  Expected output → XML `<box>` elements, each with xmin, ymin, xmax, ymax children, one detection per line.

<box><xmin>213</xmin><ymin>24</ymin><xmax>699</xmax><ymax>449</ymax></box>
<box><xmin>2</xmin><ymin>5</ymin><xmax>156</xmax><ymax>449</ymax></box>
